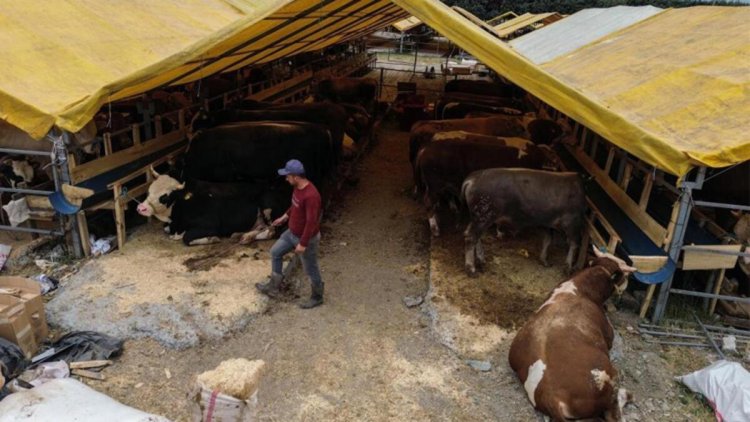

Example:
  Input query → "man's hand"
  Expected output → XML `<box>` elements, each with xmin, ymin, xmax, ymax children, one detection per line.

<box><xmin>272</xmin><ymin>214</ymin><xmax>288</xmax><ymax>227</ymax></box>
<box><xmin>295</xmin><ymin>244</ymin><xmax>306</xmax><ymax>254</ymax></box>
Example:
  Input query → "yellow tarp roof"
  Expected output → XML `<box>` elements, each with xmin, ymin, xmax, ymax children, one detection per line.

<box><xmin>394</xmin><ymin>1</ymin><xmax>750</xmax><ymax>175</ymax></box>
<box><xmin>0</xmin><ymin>0</ymin><xmax>407</xmax><ymax>140</ymax></box>
<box><xmin>493</xmin><ymin>12</ymin><xmax>561</xmax><ymax>38</ymax></box>
<box><xmin>392</xmin><ymin>16</ymin><xmax>423</xmax><ymax>32</ymax></box>
<box><xmin>486</xmin><ymin>11</ymin><xmax>519</xmax><ymax>27</ymax></box>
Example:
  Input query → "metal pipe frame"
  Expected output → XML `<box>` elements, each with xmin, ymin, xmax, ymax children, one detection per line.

<box><xmin>669</xmin><ymin>288</ymin><xmax>750</xmax><ymax>304</ymax></box>
<box><xmin>0</xmin><ymin>148</ymin><xmax>51</xmax><ymax>156</ymax></box>
<box><xmin>652</xmin><ymin>167</ymin><xmax>706</xmax><ymax>323</ymax></box>
<box><xmin>0</xmin><ymin>187</ymin><xmax>54</xmax><ymax>195</ymax></box>
<box><xmin>0</xmin><ymin>224</ymin><xmax>63</xmax><ymax>236</ymax></box>
<box><xmin>58</xmin><ymin>130</ymin><xmax>83</xmax><ymax>259</ymax></box>
<box><xmin>694</xmin><ymin>200</ymin><xmax>750</xmax><ymax>212</ymax></box>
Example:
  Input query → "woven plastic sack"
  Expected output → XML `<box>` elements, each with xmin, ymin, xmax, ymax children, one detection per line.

<box><xmin>678</xmin><ymin>359</ymin><xmax>750</xmax><ymax>422</ymax></box>
<box><xmin>190</xmin><ymin>384</ymin><xmax>258</xmax><ymax>422</ymax></box>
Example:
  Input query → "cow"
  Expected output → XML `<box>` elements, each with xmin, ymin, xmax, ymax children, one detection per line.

<box><xmin>509</xmin><ymin>247</ymin><xmax>636</xmax><ymax>422</ymax></box>
<box><xmin>136</xmin><ymin>169</ymin><xmax>276</xmax><ymax>246</ymax></box>
<box><xmin>313</xmin><ymin>77</ymin><xmax>378</xmax><ymax>111</ymax></box>
<box><xmin>441</xmin><ymin>91</ymin><xmax>535</xmax><ymax>111</ymax></box>
<box><xmin>0</xmin><ymin>157</ymin><xmax>34</xmax><ymax>188</ymax></box>
<box><xmin>189</xmin><ymin>106</ymin><xmax>345</xmax><ymax>171</ymax></box>
<box><xmin>444</xmin><ymin>79</ymin><xmax>525</xmax><ymax>99</ymax></box>
<box><xmin>462</xmin><ymin>168</ymin><xmax>587</xmax><ymax>275</ymax></box>
<box><xmin>414</xmin><ymin>135</ymin><xmax>550</xmax><ymax>237</ymax></box>
<box><xmin>183</xmin><ymin>122</ymin><xmax>331</xmax><ymax>186</ymax></box>
<box><xmin>408</xmin><ymin>116</ymin><xmax>567</xmax><ymax>168</ymax></box>
<box><xmin>438</xmin><ymin>101</ymin><xmax>525</xmax><ymax>120</ymax></box>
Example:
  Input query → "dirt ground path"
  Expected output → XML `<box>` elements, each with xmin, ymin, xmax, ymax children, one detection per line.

<box><xmin>96</xmin><ymin>120</ymin><xmax>535</xmax><ymax>421</ymax></box>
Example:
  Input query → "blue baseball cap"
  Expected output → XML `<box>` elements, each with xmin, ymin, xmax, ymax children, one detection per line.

<box><xmin>277</xmin><ymin>159</ymin><xmax>305</xmax><ymax>176</ymax></box>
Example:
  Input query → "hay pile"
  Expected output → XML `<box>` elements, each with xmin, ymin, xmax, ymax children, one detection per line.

<box><xmin>196</xmin><ymin>359</ymin><xmax>266</xmax><ymax>400</ymax></box>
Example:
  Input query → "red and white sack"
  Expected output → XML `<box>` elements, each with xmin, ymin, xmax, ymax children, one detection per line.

<box><xmin>190</xmin><ymin>359</ymin><xmax>265</xmax><ymax>422</ymax></box>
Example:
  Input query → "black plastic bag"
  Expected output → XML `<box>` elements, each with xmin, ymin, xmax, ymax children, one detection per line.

<box><xmin>0</xmin><ymin>337</ymin><xmax>28</xmax><ymax>380</ymax></box>
<box><xmin>44</xmin><ymin>331</ymin><xmax>123</xmax><ymax>363</ymax></box>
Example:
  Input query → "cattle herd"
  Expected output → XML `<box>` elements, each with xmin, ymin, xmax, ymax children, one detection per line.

<box><xmin>408</xmin><ymin>78</ymin><xmax>639</xmax><ymax>420</ymax></box>
<box><xmin>136</xmin><ymin>77</ymin><xmax>377</xmax><ymax>246</ymax></box>
<box><xmin>4</xmin><ymin>67</ymin><xmax>750</xmax><ymax>421</ymax></box>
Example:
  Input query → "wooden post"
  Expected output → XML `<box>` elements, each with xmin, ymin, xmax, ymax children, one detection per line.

<box><xmin>640</xmin><ymin>285</ymin><xmax>656</xmax><ymax>319</ymax></box>
<box><xmin>709</xmin><ymin>269</ymin><xmax>728</xmax><ymax>315</ymax></box>
<box><xmin>76</xmin><ymin>211</ymin><xmax>91</xmax><ymax>257</ymax></box>
<box><xmin>131</xmin><ymin>124</ymin><xmax>141</xmax><ymax>145</ymax></box>
<box><xmin>639</xmin><ymin>171</ymin><xmax>654</xmax><ymax>211</ymax></box>
<box><xmin>103</xmin><ymin>133</ymin><xmax>113</xmax><ymax>156</ymax></box>
<box><xmin>620</xmin><ymin>163</ymin><xmax>633</xmax><ymax>190</ymax></box>
<box><xmin>154</xmin><ymin>115</ymin><xmax>163</xmax><ymax>137</ymax></box>
<box><xmin>604</xmin><ymin>148</ymin><xmax>616</xmax><ymax>174</ymax></box>
<box><xmin>178</xmin><ymin>109</ymin><xmax>186</xmax><ymax>130</ymax></box>
<box><xmin>113</xmin><ymin>184</ymin><xmax>126</xmax><ymax>250</ymax></box>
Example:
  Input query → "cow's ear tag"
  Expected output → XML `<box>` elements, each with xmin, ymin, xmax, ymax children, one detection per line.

<box><xmin>184</xmin><ymin>192</ymin><xmax>193</xmax><ymax>200</ymax></box>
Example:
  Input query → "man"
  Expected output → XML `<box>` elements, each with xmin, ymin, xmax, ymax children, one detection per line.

<box><xmin>256</xmin><ymin>159</ymin><xmax>324</xmax><ymax>309</ymax></box>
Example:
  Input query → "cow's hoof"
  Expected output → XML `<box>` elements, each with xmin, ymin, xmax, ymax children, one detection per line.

<box><xmin>169</xmin><ymin>232</ymin><xmax>184</xmax><ymax>241</ymax></box>
<box><xmin>540</xmin><ymin>259</ymin><xmax>551</xmax><ymax>268</ymax></box>
<box><xmin>465</xmin><ymin>265</ymin><xmax>477</xmax><ymax>277</ymax></box>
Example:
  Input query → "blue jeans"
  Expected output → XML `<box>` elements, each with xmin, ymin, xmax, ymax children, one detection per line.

<box><xmin>271</xmin><ymin>229</ymin><xmax>322</xmax><ymax>290</ymax></box>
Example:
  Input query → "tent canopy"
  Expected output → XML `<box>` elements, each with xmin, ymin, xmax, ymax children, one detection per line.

<box><xmin>1</xmin><ymin>1</ymin><xmax>748</xmax><ymax>176</ymax></box>
<box><xmin>394</xmin><ymin>1</ymin><xmax>750</xmax><ymax>176</ymax></box>
<box><xmin>392</xmin><ymin>16</ymin><xmax>423</xmax><ymax>32</ymax></box>
<box><xmin>0</xmin><ymin>0</ymin><xmax>407</xmax><ymax>140</ymax></box>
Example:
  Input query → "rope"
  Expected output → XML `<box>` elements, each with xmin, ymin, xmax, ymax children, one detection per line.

<box><xmin>119</xmin><ymin>186</ymin><xmax>142</xmax><ymax>205</ymax></box>
<box><xmin>701</xmin><ymin>162</ymin><xmax>740</xmax><ymax>184</ymax></box>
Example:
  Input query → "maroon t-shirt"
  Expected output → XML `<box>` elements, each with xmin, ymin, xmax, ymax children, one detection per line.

<box><xmin>287</xmin><ymin>183</ymin><xmax>321</xmax><ymax>247</ymax></box>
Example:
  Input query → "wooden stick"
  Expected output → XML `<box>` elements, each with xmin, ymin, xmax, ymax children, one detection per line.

<box><xmin>72</xmin><ymin>369</ymin><xmax>106</xmax><ymax>380</ymax></box>
<box><xmin>70</xmin><ymin>360</ymin><xmax>112</xmax><ymax>369</ymax></box>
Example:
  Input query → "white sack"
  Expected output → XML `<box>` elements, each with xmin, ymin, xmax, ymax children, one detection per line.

<box><xmin>0</xmin><ymin>378</ymin><xmax>171</xmax><ymax>422</ymax></box>
<box><xmin>678</xmin><ymin>359</ymin><xmax>750</xmax><ymax>422</ymax></box>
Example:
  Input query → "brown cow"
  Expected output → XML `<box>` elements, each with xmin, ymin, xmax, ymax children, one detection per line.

<box><xmin>414</xmin><ymin>133</ymin><xmax>553</xmax><ymax>236</ymax></box>
<box><xmin>408</xmin><ymin>116</ymin><xmax>567</xmax><ymax>169</ymax></box>
<box><xmin>509</xmin><ymin>248</ymin><xmax>636</xmax><ymax>422</ymax></box>
<box><xmin>462</xmin><ymin>168</ymin><xmax>586</xmax><ymax>274</ymax></box>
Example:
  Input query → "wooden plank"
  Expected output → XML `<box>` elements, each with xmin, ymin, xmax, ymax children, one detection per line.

<box><xmin>72</xmin><ymin>369</ymin><xmax>105</xmax><ymax>381</ymax></box>
<box><xmin>604</xmin><ymin>148</ymin><xmax>616</xmax><ymax>174</ymax></box>
<box><xmin>113</xmin><ymin>185</ymin><xmax>126</xmax><ymax>250</ymax></box>
<box><xmin>709</xmin><ymin>269</ymin><xmax>728</xmax><ymax>315</ymax></box>
<box><xmin>682</xmin><ymin>244</ymin><xmax>742</xmax><ymax>270</ymax></box>
<box><xmin>131</xmin><ymin>124</ymin><xmax>141</xmax><ymax>145</ymax></box>
<box><xmin>70</xmin><ymin>360</ymin><xmax>112</xmax><ymax>369</ymax></box>
<box><xmin>639</xmin><ymin>171</ymin><xmax>654</xmax><ymax>211</ymax></box>
<box><xmin>103</xmin><ymin>133</ymin><xmax>113</xmax><ymax>156</ymax></box>
<box><xmin>569</xmin><ymin>145</ymin><xmax>667</xmax><ymax>245</ymax></box>
<box><xmin>640</xmin><ymin>285</ymin><xmax>656</xmax><ymax>318</ymax></box>
<box><xmin>106</xmin><ymin>146</ymin><xmax>186</xmax><ymax>189</ymax></box>
<box><xmin>155</xmin><ymin>116</ymin><xmax>163</xmax><ymax>136</ymax></box>
<box><xmin>247</xmin><ymin>70</ymin><xmax>312</xmax><ymax>102</ymax></box>
<box><xmin>620</xmin><ymin>163</ymin><xmax>633</xmax><ymax>190</ymax></box>
<box><xmin>76</xmin><ymin>211</ymin><xmax>91</xmax><ymax>258</ymax></box>
<box><xmin>71</xmin><ymin>129</ymin><xmax>185</xmax><ymax>184</ymax></box>
<box><xmin>629</xmin><ymin>255</ymin><xmax>668</xmax><ymax>273</ymax></box>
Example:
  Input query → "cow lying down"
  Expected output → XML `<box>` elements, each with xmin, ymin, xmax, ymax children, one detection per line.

<box><xmin>136</xmin><ymin>168</ymin><xmax>277</xmax><ymax>246</ymax></box>
<box><xmin>509</xmin><ymin>247</ymin><xmax>636</xmax><ymax>422</ymax></box>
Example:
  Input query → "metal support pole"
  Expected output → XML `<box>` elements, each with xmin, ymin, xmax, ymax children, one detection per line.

<box><xmin>412</xmin><ymin>41</ymin><xmax>418</xmax><ymax>75</ymax></box>
<box><xmin>58</xmin><ymin>131</ymin><xmax>83</xmax><ymax>259</ymax></box>
<box><xmin>652</xmin><ymin>167</ymin><xmax>706</xmax><ymax>323</ymax></box>
<box><xmin>399</xmin><ymin>33</ymin><xmax>404</xmax><ymax>54</ymax></box>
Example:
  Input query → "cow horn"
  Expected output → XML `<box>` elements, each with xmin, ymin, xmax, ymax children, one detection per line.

<box><xmin>592</xmin><ymin>244</ymin><xmax>605</xmax><ymax>257</ymax></box>
<box><xmin>176</xmin><ymin>182</ymin><xmax>185</xmax><ymax>190</ymax></box>
<box><xmin>150</xmin><ymin>165</ymin><xmax>161</xmax><ymax>178</ymax></box>
<box><xmin>731</xmin><ymin>209</ymin><xmax>743</xmax><ymax>218</ymax></box>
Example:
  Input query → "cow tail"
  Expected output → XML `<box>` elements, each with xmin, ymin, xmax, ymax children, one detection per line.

<box><xmin>459</xmin><ymin>177</ymin><xmax>472</xmax><ymax>219</ymax></box>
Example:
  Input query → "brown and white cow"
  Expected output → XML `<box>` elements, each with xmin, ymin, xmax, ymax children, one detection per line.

<box><xmin>408</xmin><ymin>115</ymin><xmax>568</xmax><ymax>169</ymax></box>
<box><xmin>462</xmin><ymin>168</ymin><xmax>586</xmax><ymax>274</ymax></box>
<box><xmin>509</xmin><ymin>247</ymin><xmax>636</xmax><ymax>422</ymax></box>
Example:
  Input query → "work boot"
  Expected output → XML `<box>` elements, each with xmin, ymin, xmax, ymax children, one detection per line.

<box><xmin>256</xmin><ymin>273</ymin><xmax>284</xmax><ymax>297</ymax></box>
<box><xmin>299</xmin><ymin>283</ymin><xmax>324</xmax><ymax>309</ymax></box>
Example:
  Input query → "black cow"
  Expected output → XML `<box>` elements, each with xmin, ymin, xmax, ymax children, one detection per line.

<box><xmin>190</xmin><ymin>106</ymin><xmax>345</xmax><ymax>171</ymax></box>
<box><xmin>314</xmin><ymin>77</ymin><xmax>378</xmax><ymax>111</ymax></box>
<box><xmin>415</xmin><ymin>137</ymin><xmax>549</xmax><ymax>236</ymax></box>
<box><xmin>184</xmin><ymin>122</ymin><xmax>331</xmax><ymax>186</ymax></box>
<box><xmin>462</xmin><ymin>168</ymin><xmax>586</xmax><ymax>275</ymax></box>
<box><xmin>137</xmin><ymin>172</ymin><xmax>269</xmax><ymax>246</ymax></box>
<box><xmin>445</xmin><ymin>79</ymin><xmax>525</xmax><ymax>99</ymax></box>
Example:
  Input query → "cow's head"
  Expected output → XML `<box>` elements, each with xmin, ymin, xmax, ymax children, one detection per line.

<box><xmin>589</xmin><ymin>246</ymin><xmax>638</xmax><ymax>300</ymax></box>
<box><xmin>526</xmin><ymin>119</ymin><xmax>565</xmax><ymax>145</ymax></box>
<box><xmin>136</xmin><ymin>167</ymin><xmax>185</xmax><ymax>222</ymax></box>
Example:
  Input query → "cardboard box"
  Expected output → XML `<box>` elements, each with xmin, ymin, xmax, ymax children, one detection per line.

<box><xmin>0</xmin><ymin>276</ymin><xmax>48</xmax><ymax>343</ymax></box>
<box><xmin>0</xmin><ymin>294</ymin><xmax>37</xmax><ymax>358</ymax></box>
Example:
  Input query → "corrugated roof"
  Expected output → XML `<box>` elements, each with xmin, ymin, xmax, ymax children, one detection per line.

<box><xmin>493</xmin><ymin>12</ymin><xmax>562</xmax><ymax>39</ymax></box>
<box><xmin>394</xmin><ymin>1</ymin><xmax>750</xmax><ymax>175</ymax></box>
<box><xmin>509</xmin><ymin>6</ymin><xmax>663</xmax><ymax>64</ymax></box>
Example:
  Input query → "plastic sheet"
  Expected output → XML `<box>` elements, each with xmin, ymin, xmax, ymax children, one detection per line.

<box><xmin>679</xmin><ymin>359</ymin><xmax>750</xmax><ymax>422</ymax></box>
